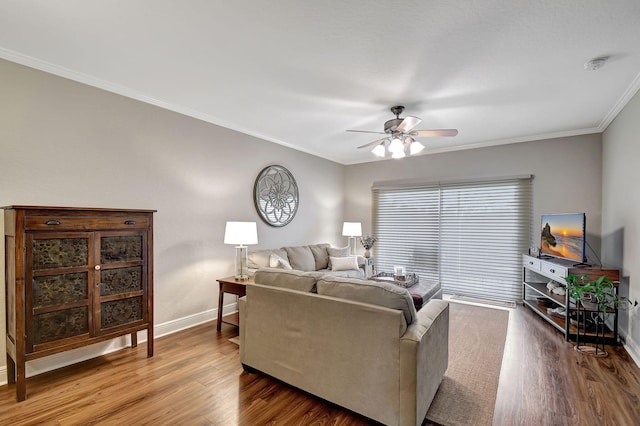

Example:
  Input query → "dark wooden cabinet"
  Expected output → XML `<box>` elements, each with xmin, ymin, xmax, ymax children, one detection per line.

<box><xmin>4</xmin><ymin>206</ymin><xmax>155</xmax><ymax>401</ymax></box>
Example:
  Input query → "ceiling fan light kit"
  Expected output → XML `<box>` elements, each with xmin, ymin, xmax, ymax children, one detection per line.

<box><xmin>348</xmin><ymin>105</ymin><xmax>458</xmax><ymax>159</ymax></box>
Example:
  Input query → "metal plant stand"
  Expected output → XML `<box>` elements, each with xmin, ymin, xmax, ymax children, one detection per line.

<box><xmin>574</xmin><ymin>302</ymin><xmax>608</xmax><ymax>357</ymax></box>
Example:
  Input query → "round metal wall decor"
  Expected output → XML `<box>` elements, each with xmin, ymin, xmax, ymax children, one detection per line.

<box><xmin>253</xmin><ymin>165</ymin><xmax>299</xmax><ymax>227</ymax></box>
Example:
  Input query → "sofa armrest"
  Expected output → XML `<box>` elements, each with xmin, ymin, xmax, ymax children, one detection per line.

<box><xmin>399</xmin><ymin>300</ymin><xmax>449</xmax><ymax>426</ymax></box>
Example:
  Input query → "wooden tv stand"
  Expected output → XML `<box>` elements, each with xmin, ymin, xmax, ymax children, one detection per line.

<box><xmin>522</xmin><ymin>254</ymin><xmax>620</xmax><ymax>344</ymax></box>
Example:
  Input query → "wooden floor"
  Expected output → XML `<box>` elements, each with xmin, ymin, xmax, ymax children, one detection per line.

<box><xmin>1</xmin><ymin>303</ymin><xmax>640</xmax><ymax>425</ymax></box>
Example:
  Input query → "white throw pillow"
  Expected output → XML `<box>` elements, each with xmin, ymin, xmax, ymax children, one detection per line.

<box><xmin>329</xmin><ymin>255</ymin><xmax>359</xmax><ymax>271</ymax></box>
<box><xmin>270</xmin><ymin>253</ymin><xmax>293</xmax><ymax>270</ymax></box>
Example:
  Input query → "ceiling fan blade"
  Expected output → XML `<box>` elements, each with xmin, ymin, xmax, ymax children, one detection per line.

<box><xmin>346</xmin><ymin>129</ymin><xmax>386</xmax><ymax>135</ymax></box>
<box><xmin>409</xmin><ymin>129</ymin><xmax>459</xmax><ymax>137</ymax></box>
<box><xmin>396</xmin><ymin>116</ymin><xmax>422</xmax><ymax>133</ymax></box>
<box><xmin>357</xmin><ymin>137</ymin><xmax>387</xmax><ymax>149</ymax></box>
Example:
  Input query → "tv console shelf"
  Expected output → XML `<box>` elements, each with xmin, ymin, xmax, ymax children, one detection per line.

<box><xmin>522</xmin><ymin>254</ymin><xmax>620</xmax><ymax>344</ymax></box>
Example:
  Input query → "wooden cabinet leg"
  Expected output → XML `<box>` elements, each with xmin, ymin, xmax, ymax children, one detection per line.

<box><xmin>17</xmin><ymin>360</ymin><xmax>26</xmax><ymax>402</ymax></box>
<box><xmin>131</xmin><ymin>332</ymin><xmax>138</xmax><ymax>348</ymax></box>
<box><xmin>147</xmin><ymin>325</ymin><xmax>154</xmax><ymax>357</ymax></box>
<box><xmin>6</xmin><ymin>353</ymin><xmax>16</xmax><ymax>385</ymax></box>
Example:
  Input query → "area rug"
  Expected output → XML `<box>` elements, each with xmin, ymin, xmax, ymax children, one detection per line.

<box><xmin>425</xmin><ymin>302</ymin><xmax>509</xmax><ymax>426</ymax></box>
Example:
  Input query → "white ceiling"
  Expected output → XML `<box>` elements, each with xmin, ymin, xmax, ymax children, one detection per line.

<box><xmin>1</xmin><ymin>1</ymin><xmax>639</xmax><ymax>165</ymax></box>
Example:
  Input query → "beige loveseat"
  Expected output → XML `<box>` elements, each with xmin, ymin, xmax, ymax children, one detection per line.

<box><xmin>239</xmin><ymin>269</ymin><xmax>449</xmax><ymax>426</ymax></box>
<box><xmin>247</xmin><ymin>243</ymin><xmax>366</xmax><ymax>278</ymax></box>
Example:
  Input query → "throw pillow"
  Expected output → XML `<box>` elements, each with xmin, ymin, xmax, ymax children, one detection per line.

<box><xmin>330</xmin><ymin>255</ymin><xmax>359</xmax><ymax>271</ymax></box>
<box><xmin>309</xmin><ymin>243</ymin><xmax>331</xmax><ymax>270</ymax></box>
<box><xmin>284</xmin><ymin>246</ymin><xmax>316</xmax><ymax>271</ymax></box>
<box><xmin>269</xmin><ymin>253</ymin><xmax>293</xmax><ymax>270</ymax></box>
<box><xmin>327</xmin><ymin>246</ymin><xmax>350</xmax><ymax>269</ymax></box>
<box><xmin>327</xmin><ymin>245</ymin><xmax>350</xmax><ymax>258</ymax></box>
<box><xmin>248</xmin><ymin>249</ymin><xmax>272</xmax><ymax>269</ymax></box>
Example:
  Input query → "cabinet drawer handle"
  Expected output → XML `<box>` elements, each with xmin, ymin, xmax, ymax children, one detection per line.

<box><xmin>124</xmin><ymin>220</ymin><xmax>137</xmax><ymax>225</ymax></box>
<box><xmin>45</xmin><ymin>220</ymin><xmax>61</xmax><ymax>226</ymax></box>
<box><xmin>550</xmin><ymin>268</ymin><xmax>555</xmax><ymax>273</ymax></box>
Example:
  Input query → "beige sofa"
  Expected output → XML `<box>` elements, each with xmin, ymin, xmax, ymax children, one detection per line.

<box><xmin>239</xmin><ymin>269</ymin><xmax>449</xmax><ymax>426</ymax></box>
<box><xmin>247</xmin><ymin>243</ymin><xmax>366</xmax><ymax>278</ymax></box>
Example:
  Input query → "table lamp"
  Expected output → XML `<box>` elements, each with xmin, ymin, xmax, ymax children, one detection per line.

<box><xmin>224</xmin><ymin>221</ymin><xmax>258</xmax><ymax>279</ymax></box>
<box><xmin>342</xmin><ymin>222</ymin><xmax>362</xmax><ymax>256</ymax></box>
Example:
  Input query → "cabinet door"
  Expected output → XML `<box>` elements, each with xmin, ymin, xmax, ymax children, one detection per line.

<box><xmin>27</xmin><ymin>232</ymin><xmax>95</xmax><ymax>352</ymax></box>
<box><xmin>94</xmin><ymin>231</ymin><xmax>148</xmax><ymax>335</ymax></box>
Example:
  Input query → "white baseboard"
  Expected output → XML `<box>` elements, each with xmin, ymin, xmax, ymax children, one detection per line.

<box><xmin>623</xmin><ymin>335</ymin><xmax>640</xmax><ymax>368</ymax></box>
<box><xmin>0</xmin><ymin>302</ymin><xmax>237</xmax><ymax>386</ymax></box>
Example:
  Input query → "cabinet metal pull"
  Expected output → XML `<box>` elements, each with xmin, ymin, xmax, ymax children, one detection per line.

<box><xmin>124</xmin><ymin>220</ymin><xmax>137</xmax><ymax>225</ymax></box>
<box><xmin>45</xmin><ymin>220</ymin><xmax>61</xmax><ymax>226</ymax></box>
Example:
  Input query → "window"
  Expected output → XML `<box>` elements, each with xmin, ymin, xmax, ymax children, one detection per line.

<box><xmin>373</xmin><ymin>177</ymin><xmax>532</xmax><ymax>301</ymax></box>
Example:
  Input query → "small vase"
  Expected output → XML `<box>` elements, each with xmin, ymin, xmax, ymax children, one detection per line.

<box><xmin>364</xmin><ymin>249</ymin><xmax>371</xmax><ymax>258</ymax></box>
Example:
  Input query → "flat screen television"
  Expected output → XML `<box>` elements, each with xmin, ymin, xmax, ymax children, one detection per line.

<box><xmin>540</xmin><ymin>213</ymin><xmax>586</xmax><ymax>263</ymax></box>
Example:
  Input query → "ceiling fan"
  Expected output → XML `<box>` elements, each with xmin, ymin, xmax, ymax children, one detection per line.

<box><xmin>347</xmin><ymin>105</ymin><xmax>458</xmax><ymax>158</ymax></box>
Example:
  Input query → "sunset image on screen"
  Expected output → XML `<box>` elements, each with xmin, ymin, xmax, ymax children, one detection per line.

<box><xmin>540</xmin><ymin>213</ymin><xmax>585</xmax><ymax>262</ymax></box>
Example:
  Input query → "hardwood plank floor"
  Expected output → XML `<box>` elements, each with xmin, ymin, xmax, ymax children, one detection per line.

<box><xmin>1</xmin><ymin>303</ymin><xmax>639</xmax><ymax>425</ymax></box>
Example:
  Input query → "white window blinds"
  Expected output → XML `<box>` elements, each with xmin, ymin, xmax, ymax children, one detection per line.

<box><xmin>373</xmin><ymin>177</ymin><xmax>532</xmax><ymax>302</ymax></box>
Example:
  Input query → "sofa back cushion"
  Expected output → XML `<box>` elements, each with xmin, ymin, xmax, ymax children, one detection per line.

<box><xmin>308</xmin><ymin>243</ymin><xmax>331</xmax><ymax>270</ymax></box>
<box><xmin>249</xmin><ymin>248</ymin><xmax>290</xmax><ymax>269</ymax></box>
<box><xmin>284</xmin><ymin>246</ymin><xmax>316</xmax><ymax>271</ymax></box>
<box><xmin>254</xmin><ymin>268</ymin><xmax>321</xmax><ymax>293</ymax></box>
<box><xmin>317</xmin><ymin>277</ymin><xmax>418</xmax><ymax>325</ymax></box>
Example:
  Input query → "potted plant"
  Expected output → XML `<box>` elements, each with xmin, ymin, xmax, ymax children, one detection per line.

<box><xmin>565</xmin><ymin>273</ymin><xmax>637</xmax><ymax>356</ymax></box>
<box><xmin>359</xmin><ymin>235</ymin><xmax>377</xmax><ymax>258</ymax></box>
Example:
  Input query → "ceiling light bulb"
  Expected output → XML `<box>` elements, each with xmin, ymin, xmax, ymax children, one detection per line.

<box><xmin>388</xmin><ymin>137</ymin><xmax>403</xmax><ymax>153</ymax></box>
<box><xmin>391</xmin><ymin>150</ymin><xmax>406</xmax><ymax>159</ymax></box>
<box><xmin>409</xmin><ymin>140</ymin><xmax>424</xmax><ymax>155</ymax></box>
<box><xmin>372</xmin><ymin>143</ymin><xmax>386</xmax><ymax>157</ymax></box>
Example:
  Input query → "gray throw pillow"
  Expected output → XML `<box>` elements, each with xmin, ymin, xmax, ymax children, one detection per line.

<box><xmin>327</xmin><ymin>246</ymin><xmax>350</xmax><ymax>268</ymax></box>
<box><xmin>284</xmin><ymin>246</ymin><xmax>316</xmax><ymax>271</ymax></box>
<box><xmin>309</xmin><ymin>243</ymin><xmax>331</xmax><ymax>270</ymax></box>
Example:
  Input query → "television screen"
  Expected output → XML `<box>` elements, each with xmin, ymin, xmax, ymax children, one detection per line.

<box><xmin>540</xmin><ymin>213</ymin><xmax>586</xmax><ymax>263</ymax></box>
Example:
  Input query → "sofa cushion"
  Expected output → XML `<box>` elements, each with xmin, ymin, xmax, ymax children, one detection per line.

<box><xmin>248</xmin><ymin>249</ymin><xmax>272</xmax><ymax>269</ymax></box>
<box><xmin>254</xmin><ymin>268</ymin><xmax>320</xmax><ymax>292</ymax></box>
<box><xmin>330</xmin><ymin>255</ymin><xmax>359</xmax><ymax>271</ymax></box>
<box><xmin>284</xmin><ymin>246</ymin><xmax>316</xmax><ymax>271</ymax></box>
<box><xmin>249</xmin><ymin>248</ymin><xmax>289</xmax><ymax>269</ymax></box>
<box><xmin>269</xmin><ymin>253</ymin><xmax>292</xmax><ymax>269</ymax></box>
<box><xmin>309</xmin><ymin>243</ymin><xmax>331</xmax><ymax>270</ymax></box>
<box><xmin>317</xmin><ymin>277</ymin><xmax>418</xmax><ymax>325</ymax></box>
<box><xmin>327</xmin><ymin>245</ymin><xmax>350</xmax><ymax>258</ymax></box>
<box><xmin>327</xmin><ymin>245</ymin><xmax>350</xmax><ymax>269</ymax></box>
<box><xmin>317</xmin><ymin>269</ymin><xmax>364</xmax><ymax>279</ymax></box>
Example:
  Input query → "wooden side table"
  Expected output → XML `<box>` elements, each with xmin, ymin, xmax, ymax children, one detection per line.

<box><xmin>216</xmin><ymin>276</ymin><xmax>252</xmax><ymax>331</ymax></box>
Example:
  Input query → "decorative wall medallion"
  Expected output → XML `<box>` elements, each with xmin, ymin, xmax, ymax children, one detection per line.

<box><xmin>254</xmin><ymin>165</ymin><xmax>299</xmax><ymax>227</ymax></box>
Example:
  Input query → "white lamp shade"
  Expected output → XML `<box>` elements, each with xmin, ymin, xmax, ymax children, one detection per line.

<box><xmin>372</xmin><ymin>143</ymin><xmax>386</xmax><ymax>157</ymax></box>
<box><xmin>388</xmin><ymin>137</ymin><xmax>404</xmax><ymax>153</ymax></box>
<box><xmin>224</xmin><ymin>221</ymin><xmax>258</xmax><ymax>245</ymax></box>
<box><xmin>409</xmin><ymin>140</ymin><xmax>425</xmax><ymax>155</ymax></box>
<box><xmin>391</xmin><ymin>149</ymin><xmax>406</xmax><ymax>159</ymax></box>
<box><xmin>342</xmin><ymin>222</ymin><xmax>362</xmax><ymax>237</ymax></box>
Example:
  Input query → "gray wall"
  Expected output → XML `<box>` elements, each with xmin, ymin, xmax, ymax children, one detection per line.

<box><xmin>602</xmin><ymin>90</ymin><xmax>640</xmax><ymax>360</ymax></box>
<box><xmin>0</xmin><ymin>58</ymin><xmax>345</xmax><ymax>370</ymax></box>
<box><xmin>344</xmin><ymin>134</ymin><xmax>604</xmax><ymax>256</ymax></box>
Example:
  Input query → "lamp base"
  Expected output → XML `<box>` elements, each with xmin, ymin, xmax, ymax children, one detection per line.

<box><xmin>234</xmin><ymin>245</ymin><xmax>249</xmax><ymax>280</ymax></box>
<box><xmin>348</xmin><ymin>237</ymin><xmax>357</xmax><ymax>256</ymax></box>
